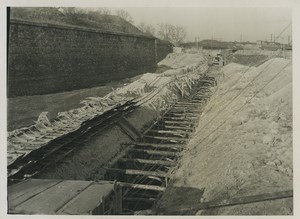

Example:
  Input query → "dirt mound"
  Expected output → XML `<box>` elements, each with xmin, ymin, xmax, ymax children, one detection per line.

<box><xmin>158</xmin><ymin>53</ymin><xmax>206</xmax><ymax>69</ymax></box>
<box><xmin>158</xmin><ymin>58</ymin><xmax>292</xmax><ymax>215</ymax></box>
<box><xmin>227</xmin><ymin>54</ymin><xmax>269</xmax><ymax>66</ymax></box>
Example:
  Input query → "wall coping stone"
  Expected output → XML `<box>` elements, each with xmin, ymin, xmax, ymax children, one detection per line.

<box><xmin>10</xmin><ymin>18</ymin><xmax>156</xmax><ymax>40</ymax></box>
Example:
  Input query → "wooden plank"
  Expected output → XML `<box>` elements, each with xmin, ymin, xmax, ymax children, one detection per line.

<box><xmin>118</xmin><ymin>158</ymin><xmax>176</xmax><ymax>167</ymax></box>
<box><xmin>167</xmin><ymin>111</ymin><xmax>200</xmax><ymax>115</ymax></box>
<box><xmin>133</xmin><ymin>142</ymin><xmax>184</xmax><ymax>149</ymax></box>
<box><xmin>119</xmin><ymin>182</ymin><xmax>165</xmax><ymax>192</ymax></box>
<box><xmin>164</xmin><ymin>114</ymin><xmax>197</xmax><ymax>118</ymax></box>
<box><xmin>128</xmin><ymin>148</ymin><xmax>178</xmax><ymax>157</ymax></box>
<box><xmin>143</xmin><ymin>135</ymin><xmax>188</xmax><ymax>141</ymax></box>
<box><xmin>148</xmin><ymin>129</ymin><xmax>189</xmax><ymax>135</ymax></box>
<box><xmin>157</xmin><ymin>190</ymin><xmax>293</xmax><ymax>214</ymax></box>
<box><xmin>163</xmin><ymin>125</ymin><xmax>194</xmax><ymax>131</ymax></box>
<box><xmin>176</xmin><ymin>102</ymin><xmax>199</xmax><ymax>106</ymax></box>
<box><xmin>163</xmin><ymin>116</ymin><xmax>197</xmax><ymax>121</ymax></box>
<box><xmin>8</xmin><ymin>179</ymin><xmax>63</xmax><ymax>210</ymax></box>
<box><xmin>14</xmin><ymin>180</ymin><xmax>93</xmax><ymax>214</ymax></box>
<box><xmin>163</xmin><ymin>120</ymin><xmax>193</xmax><ymax>125</ymax></box>
<box><xmin>105</xmin><ymin>167</ymin><xmax>168</xmax><ymax>178</ymax></box>
<box><xmin>170</xmin><ymin>108</ymin><xmax>202</xmax><ymax>113</ymax></box>
<box><xmin>58</xmin><ymin>182</ymin><xmax>114</xmax><ymax>215</ymax></box>
<box><xmin>114</xmin><ymin>182</ymin><xmax>123</xmax><ymax>214</ymax></box>
<box><xmin>171</xmin><ymin>113</ymin><xmax>199</xmax><ymax>117</ymax></box>
<box><xmin>194</xmin><ymin>94</ymin><xmax>211</xmax><ymax>98</ymax></box>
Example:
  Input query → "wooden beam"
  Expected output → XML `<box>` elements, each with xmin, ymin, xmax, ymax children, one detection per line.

<box><xmin>194</xmin><ymin>95</ymin><xmax>210</xmax><ymax>99</ymax></box>
<box><xmin>147</xmin><ymin>129</ymin><xmax>189</xmax><ymax>135</ymax></box>
<box><xmin>170</xmin><ymin>108</ymin><xmax>202</xmax><ymax>113</ymax></box>
<box><xmin>176</xmin><ymin>102</ymin><xmax>199</xmax><ymax>106</ymax></box>
<box><xmin>157</xmin><ymin>190</ymin><xmax>293</xmax><ymax>214</ymax></box>
<box><xmin>113</xmin><ymin>182</ymin><xmax>122</xmax><ymax>214</ymax></box>
<box><xmin>133</xmin><ymin>142</ymin><xmax>184</xmax><ymax>149</ymax></box>
<box><xmin>164</xmin><ymin>113</ymin><xmax>197</xmax><ymax>121</ymax></box>
<box><xmin>128</xmin><ymin>148</ymin><xmax>178</xmax><ymax>157</ymax></box>
<box><xmin>143</xmin><ymin>135</ymin><xmax>188</xmax><ymax>141</ymax></box>
<box><xmin>190</xmin><ymin>100</ymin><xmax>206</xmax><ymax>104</ymax></box>
<box><xmin>165</xmin><ymin>113</ymin><xmax>198</xmax><ymax>117</ymax></box>
<box><xmin>119</xmin><ymin>182</ymin><xmax>165</xmax><ymax>192</ymax></box>
<box><xmin>118</xmin><ymin>158</ymin><xmax>176</xmax><ymax>167</ymax></box>
<box><xmin>163</xmin><ymin>120</ymin><xmax>194</xmax><ymax>125</ymax></box>
<box><xmin>105</xmin><ymin>167</ymin><xmax>168</xmax><ymax>178</ymax></box>
<box><xmin>163</xmin><ymin>125</ymin><xmax>194</xmax><ymax>131</ymax></box>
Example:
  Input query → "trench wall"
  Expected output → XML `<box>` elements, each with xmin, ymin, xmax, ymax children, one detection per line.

<box><xmin>8</xmin><ymin>19</ymin><xmax>171</xmax><ymax>97</ymax></box>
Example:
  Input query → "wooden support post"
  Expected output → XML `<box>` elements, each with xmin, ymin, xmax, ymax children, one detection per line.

<box><xmin>113</xmin><ymin>181</ymin><xmax>122</xmax><ymax>214</ymax></box>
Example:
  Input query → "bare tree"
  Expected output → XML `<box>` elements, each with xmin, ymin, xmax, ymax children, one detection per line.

<box><xmin>171</xmin><ymin>25</ymin><xmax>187</xmax><ymax>45</ymax></box>
<box><xmin>137</xmin><ymin>22</ymin><xmax>156</xmax><ymax>36</ymax></box>
<box><xmin>157</xmin><ymin>23</ymin><xmax>186</xmax><ymax>45</ymax></box>
<box><xmin>157</xmin><ymin>23</ymin><xmax>174</xmax><ymax>42</ymax></box>
<box><xmin>58</xmin><ymin>7</ymin><xmax>77</xmax><ymax>15</ymax></box>
<box><xmin>96</xmin><ymin>8</ymin><xmax>111</xmax><ymax>15</ymax></box>
<box><xmin>115</xmin><ymin>9</ymin><xmax>134</xmax><ymax>24</ymax></box>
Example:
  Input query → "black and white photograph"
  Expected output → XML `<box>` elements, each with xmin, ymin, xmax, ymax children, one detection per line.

<box><xmin>2</xmin><ymin>0</ymin><xmax>299</xmax><ymax>217</ymax></box>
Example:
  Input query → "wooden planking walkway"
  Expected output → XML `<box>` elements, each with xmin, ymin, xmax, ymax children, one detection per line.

<box><xmin>8</xmin><ymin>179</ymin><xmax>114</xmax><ymax>215</ymax></box>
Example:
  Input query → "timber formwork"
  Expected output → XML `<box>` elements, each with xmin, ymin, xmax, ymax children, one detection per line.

<box><xmin>104</xmin><ymin>76</ymin><xmax>216</xmax><ymax>214</ymax></box>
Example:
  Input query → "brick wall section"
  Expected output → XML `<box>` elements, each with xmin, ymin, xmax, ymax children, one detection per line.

<box><xmin>8</xmin><ymin>20</ymin><xmax>161</xmax><ymax>97</ymax></box>
<box><xmin>156</xmin><ymin>39</ymin><xmax>173</xmax><ymax>62</ymax></box>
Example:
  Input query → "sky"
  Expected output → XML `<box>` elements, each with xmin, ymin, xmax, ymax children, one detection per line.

<box><xmin>112</xmin><ymin>7</ymin><xmax>292</xmax><ymax>43</ymax></box>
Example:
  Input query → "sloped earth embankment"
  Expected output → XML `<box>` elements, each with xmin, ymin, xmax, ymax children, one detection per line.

<box><xmin>156</xmin><ymin>58</ymin><xmax>292</xmax><ymax>215</ymax></box>
<box><xmin>26</xmin><ymin>53</ymin><xmax>209</xmax><ymax>180</ymax></box>
<box><xmin>7</xmin><ymin>52</ymin><xmax>207</xmax><ymax>167</ymax></box>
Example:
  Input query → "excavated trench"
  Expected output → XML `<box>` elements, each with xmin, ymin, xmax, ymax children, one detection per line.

<box><xmin>103</xmin><ymin>76</ymin><xmax>216</xmax><ymax>214</ymax></box>
<box><xmin>7</xmin><ymin>67</ymin><xmax>217</xmax><ymax>215</ymax></box>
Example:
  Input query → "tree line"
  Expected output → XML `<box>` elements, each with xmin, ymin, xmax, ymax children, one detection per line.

<box><xmin>61</xmin><ymin>8</ymin><xmax>187</xmax><ymax>46</ymax></box>
<box><xmin>12</xmin><ymin>7</ymin><xmax>187</xmax><ymax>46</ymax></box>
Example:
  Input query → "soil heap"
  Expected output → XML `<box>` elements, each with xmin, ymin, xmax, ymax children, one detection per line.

<box><xmin>158</xmin><ymin>58</ymin><xmax>292</xmax><ymax>215</ymax></box>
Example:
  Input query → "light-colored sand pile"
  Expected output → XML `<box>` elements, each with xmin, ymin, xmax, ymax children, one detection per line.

<box><xmin>159</xmin><ymin>58</ymin><xmax>292</xmax><ymax>215</ymax></box>
<box><xmin>158</xmin><ymin>53</ymin><xmax>207</xmax><ymax>69</ymax></box>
